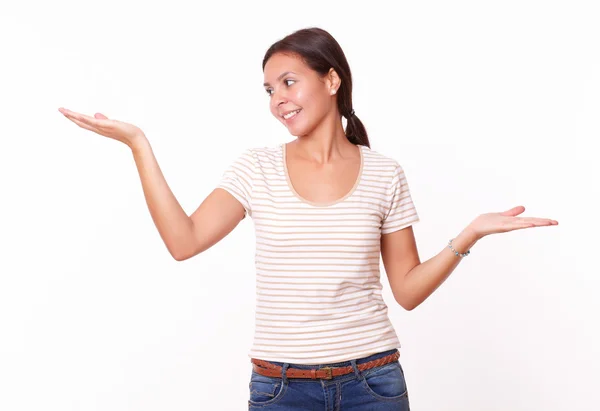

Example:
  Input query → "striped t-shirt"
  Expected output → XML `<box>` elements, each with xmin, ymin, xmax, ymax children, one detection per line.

<box><xmin>217</xmin><ymin>142</ymin><xmax>419</xmax><ymax>365</ymax></box>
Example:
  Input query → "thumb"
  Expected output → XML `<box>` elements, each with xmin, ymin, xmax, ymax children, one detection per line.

<box><xmin>500</xmin><ymin>205</ymin><xmax>525</xmax><ymax>216</ymax></box>
<box><xmin>94</xmin><ymin>113</ymin><xmax>108</xmax><ymax>119</ymax></box>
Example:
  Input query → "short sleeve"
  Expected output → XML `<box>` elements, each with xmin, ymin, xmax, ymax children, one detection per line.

<box><xmin>381</xmin><ymin>163</ymin><xmax>419</xmax><ymax>234</ymax></box>
<box><xmin>217</xmin><ymin>149</ymin><xmax>256</xmax><ymax>218</ymax></box>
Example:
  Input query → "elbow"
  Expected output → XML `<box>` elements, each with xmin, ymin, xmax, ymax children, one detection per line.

<box><xmin>172</xmin><ymin>253</ymin><xmax>188</xmax><ymax>262</ymax></box>
<box><xmin>168</xmin><ymin>227</ymin><xmax>201</xmax><ymax>262</ymax></box>
<box><xmin>406</xmin><ymin>303</ymin><xmax>419</xmax><ymax>311</ymax></box>
<box><xmin>171</xmin><ymin>251</ymin><xmax>188</xmax><ymax>261</ymax></box>
<box><xmin>395</xmin><ymin>295</ymin><xmax>418</xmax><ymax>311</ymax></box>
<box><xmin>170</xmin><ymin>243</ymin><xmax>204</xmax><ymax>261</ymax></box>
<box><xmin>169</xmin><ymin>246</ymin><xmax>192</xmax><ymax>262</ymax></box>
<box><xmin>400</xmin><ymin>302</ymin><xmax>417</xmax><ymax>311</ymax></box>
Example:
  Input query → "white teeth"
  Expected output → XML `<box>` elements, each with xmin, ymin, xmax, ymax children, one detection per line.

<box><xmin>283</xmin><ymin>109</ymin><xmax>300</xmax><ymax>119</ymax></box>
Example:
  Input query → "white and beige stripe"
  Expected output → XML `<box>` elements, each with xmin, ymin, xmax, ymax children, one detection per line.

<box><xmin>218</xmin><ymin>143</ymin><xmax>419</xmax><ymax>365</ymax></box>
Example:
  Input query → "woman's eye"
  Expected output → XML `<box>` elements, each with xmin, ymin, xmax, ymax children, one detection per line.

<box><xmin>264</xmin><ymin>80</ymin><xmax>295</xmax><ymax>96</ymax></box>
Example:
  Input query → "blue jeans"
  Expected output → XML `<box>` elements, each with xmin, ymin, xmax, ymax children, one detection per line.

<box><xmin>248</xmin><ymin>348</ymin><xmax>410</xmax><ymax>410</ymax></box>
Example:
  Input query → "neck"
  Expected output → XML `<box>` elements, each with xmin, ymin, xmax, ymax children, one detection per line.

<box><xmin>292</xmin><ymin>113</ymin><xmax>354</xmax><ymax>163</ymax></box>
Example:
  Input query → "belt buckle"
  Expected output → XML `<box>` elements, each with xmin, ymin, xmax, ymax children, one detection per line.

<box><xmin>320</xmin><ymin>366</ymin><xmax>333</xmax><ymax>380</ymax></box>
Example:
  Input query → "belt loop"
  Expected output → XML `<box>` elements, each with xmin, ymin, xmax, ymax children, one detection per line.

<box><xmin>350</xmin><ymin>359</ymin><xmax>362</xmax><ymax>379</ymax></box>
<box><xmin>281</xmin><ymin>362</ymin><xmax>290</xmax><ymax>384</ymax></box>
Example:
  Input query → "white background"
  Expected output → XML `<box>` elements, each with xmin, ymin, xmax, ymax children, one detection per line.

<box><xmin>0</xmin><ymin>1</ymin><xmax>597</xmax><ymax>410</ymax></box>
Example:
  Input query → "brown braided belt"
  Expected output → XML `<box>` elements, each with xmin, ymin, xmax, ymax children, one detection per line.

<box><xmin>251</xmin><ymin>350</ymin><xmax>400</xmax><ymax>380</ymax></box>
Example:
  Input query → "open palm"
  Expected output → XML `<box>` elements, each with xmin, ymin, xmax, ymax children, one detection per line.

<box><xmin>59</xmin><ymin>107</ymin><xmax>145</xmax><ymax>148</ymax></box>
<box><xmin>468</xmin><ymin>206</ymin><xmax>558</xmax><ymax>239</ymax></box>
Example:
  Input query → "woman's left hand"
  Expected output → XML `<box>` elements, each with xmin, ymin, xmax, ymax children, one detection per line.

<box><xmin>467</xmin><ymin>206</ymin><xmax>558</xmax><ymax>240</ymax></box>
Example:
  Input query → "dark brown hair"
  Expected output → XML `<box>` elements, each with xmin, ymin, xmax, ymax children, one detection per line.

<box><xmin>262</xmin><ymin>27</ymin><xmax>370</xmax><ymax>148</ymax></box>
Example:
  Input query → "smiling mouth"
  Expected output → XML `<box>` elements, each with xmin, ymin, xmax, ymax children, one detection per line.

<box><xmin>283</xmin><ymin>109</ymin><xmax>301</xmax><ymax>120</ymax></box>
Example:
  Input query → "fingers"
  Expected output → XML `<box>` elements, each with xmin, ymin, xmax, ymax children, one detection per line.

<box><xmin>509</xmin><ymin>223</ymin><xmax>537</xmax><ymax>232</ymax></box>
<box><xmin>64</xmin><ymin>109</ymin><xmax>97</xmax><ymax>124</ymax></box>
<box><xmin>519</xmin><ymin>217</ymin><xmax>559</xmax><ymax>226</ymax></box>
<box><xmin>59</xmin><ymin>108</ymin><xmax>104</xmax><ymax>134</ymax></box>
<box><xmin>500</xmin><ymin>206</ymin><xmax>526</xmax><ymax>216</ymax></box>
<box><xmin>69</xmin><ymin>116</ymin><xmax>102</xmax><ymax>134</ymax></box>
<box><xmin>506</xmin><ymin>218</ymin><xmax>558</xmax><ymax>232</ymax></box>
<box><xmin>60</xmin><ymin>108</ymin><xmax>109</xmax><ymax>129</ymax></box>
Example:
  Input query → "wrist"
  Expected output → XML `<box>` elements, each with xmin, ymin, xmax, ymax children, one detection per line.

<box><xmin>462</xmin><ymin>221</ymin><xmax>483</xmax><ymax>241</ymax></box>
<box><xmin>452</xmin><ymin>226</ymin><xmax>480</xmax><ymax>252</ymax></box>
<box><xmin>129</xmin><ymin>134</ymin><xmax>149</xmax><ymax>154</ymax></box>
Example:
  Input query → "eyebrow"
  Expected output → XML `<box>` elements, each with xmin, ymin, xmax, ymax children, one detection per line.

<box><xmin>263</xmin><ymin>71</ymin><xmax>296</xmax><ymax>87</ymax></box>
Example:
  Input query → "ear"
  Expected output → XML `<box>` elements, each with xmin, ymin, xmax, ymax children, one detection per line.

<box><xmin>326</xmin><ymin>68</ymin><xmax>341</xmax><ymax>95</ymax></box>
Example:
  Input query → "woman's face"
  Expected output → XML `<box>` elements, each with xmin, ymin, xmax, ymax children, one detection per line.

<box><xmin>263</xmin><ymin>52</ymin><xmax>339</xmax><ymax>137</ymax></box>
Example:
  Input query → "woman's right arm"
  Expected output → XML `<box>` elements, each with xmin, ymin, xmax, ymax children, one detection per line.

<box><xmin>131</xmin><ymin>138</ymin><xmax>246</xmax><ymax>261</ymax></box>
<box><xmin>59</xmin><ymin>108</ymin><xmax>245</xmax><ymax>261</ymax></box>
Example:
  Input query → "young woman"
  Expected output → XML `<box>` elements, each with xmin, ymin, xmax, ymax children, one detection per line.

<box><xmin>59</xmin><ymin>27</ymin><xmax>557</xmax><ymax>410</ymax></box>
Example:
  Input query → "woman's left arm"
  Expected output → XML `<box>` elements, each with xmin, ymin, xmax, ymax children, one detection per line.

<box><xmin>381</xmin><ymin>206</ymin><xmax>558</xmax><ymax>311</ymax></box>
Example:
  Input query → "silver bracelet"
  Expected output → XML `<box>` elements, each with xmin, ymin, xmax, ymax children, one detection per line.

<box><xmin>448</xmin><ymin>238</ymin><xmax>470</xmax><ymax>257</ymax></box>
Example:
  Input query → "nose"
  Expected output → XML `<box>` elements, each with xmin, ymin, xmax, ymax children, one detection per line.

<box><xmin>271</xmin><ymin>87</ymin><xmax>288</xmax><ymax>108</ymax></box>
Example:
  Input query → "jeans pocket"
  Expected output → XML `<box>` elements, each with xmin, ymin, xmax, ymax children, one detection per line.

<box><xmin>248</xmin><ymin>371</ymin><xmax>287</xmax><ymax>406</ymax></box>
<box><xmin>361</xmin><ymin>361</ymin><xmax>408</xmax><ymax>401</ymax></box>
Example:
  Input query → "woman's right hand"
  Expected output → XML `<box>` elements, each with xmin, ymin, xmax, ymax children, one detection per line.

<box><xmin>59</xmin><ymin>107</ymin><xmax>146</xmax><ymax>149</ymax></box>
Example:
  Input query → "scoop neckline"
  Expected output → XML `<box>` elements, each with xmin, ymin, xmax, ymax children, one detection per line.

<box><xmin>282</xmin><ymin>143</ymin><xmax>364</xmax><ymax>207</ymax></box>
